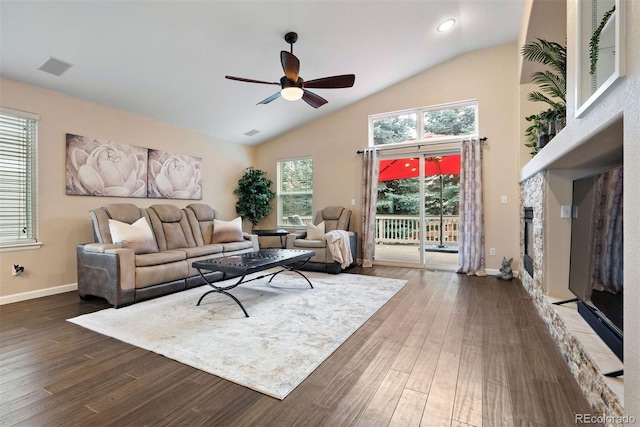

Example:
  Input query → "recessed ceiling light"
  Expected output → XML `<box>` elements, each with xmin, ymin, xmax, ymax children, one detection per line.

<box><xmin>437</xmin><ymin>19</ymin><xmax>456</xmax><ymax>32</ymax></box>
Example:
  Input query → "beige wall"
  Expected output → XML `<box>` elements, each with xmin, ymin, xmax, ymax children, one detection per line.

<box><xmin>255</xmin><ymin>43</ymin><xmax>522</xmax><ymax>272</ymax></box>
<box><xmin>0</xmin><ymin>78</ymin><xmax>253</xmax><ymax>299</ymax></box>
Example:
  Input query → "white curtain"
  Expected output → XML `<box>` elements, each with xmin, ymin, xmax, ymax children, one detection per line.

<box><xmin>457</xmin><ymin>139</ymin><xmax>486</xmax><ymax>276</ymax></box>
<box><xmin>361</xmin><ymin>149</ymin><xmax>379</xmax><ymax>268</ymax></box>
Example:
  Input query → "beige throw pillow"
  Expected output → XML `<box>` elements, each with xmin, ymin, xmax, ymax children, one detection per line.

<box><xmin>306</xmin><ymin>221</ymin><xmax>325</xmax><ymax>240</ymax></box>
<box><xmin>212</xmin><ymin>217</ymin><xmax>244</xmax><ymax>243</ymax></box>
<box><xmin>108</xmin><ymin>218</ymin><xmax>159</xmax><ymax>254</ymax></box>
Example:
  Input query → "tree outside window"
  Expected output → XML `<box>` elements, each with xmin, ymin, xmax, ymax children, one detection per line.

<box><xmin>277</xmin><ymin>158</ymin><xmax>313</xmax><ymax>226</ymax></box>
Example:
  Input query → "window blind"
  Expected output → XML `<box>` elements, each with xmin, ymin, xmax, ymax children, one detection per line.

<box><xmin>0</xmin><ymin>110</ymin><xmax>38</xmax><ymax>245</ymax></box>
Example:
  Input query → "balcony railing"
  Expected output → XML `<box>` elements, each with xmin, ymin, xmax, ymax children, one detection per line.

<box><xmin>280</xmin><ymin>214</ymin><xmax>459</xmax><ymax>247</ymax></box>
<box><xmin>376</xmin><ymin>215</ymin><xmax>459</xmax><ymax>246</ymax></box>
<box><xmin>280</xmin><ymin>216</ymin><xmax>314</xmax><ymax>226</ymax></box>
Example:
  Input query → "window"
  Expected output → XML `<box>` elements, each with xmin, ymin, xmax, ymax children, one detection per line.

<box><xmin>0</xmin><ymin>108</ymin><xmax>39</xmax><ymax>250</ymax></box>
<box><xmin>370</xmin><ymin>100</ymin><xmax>477</xmax><ymax>147</ymax></box>
<box><xmin>277</xmin><ymin>158</ymin><xmax>313</xmax><ymax>227</ymax></box>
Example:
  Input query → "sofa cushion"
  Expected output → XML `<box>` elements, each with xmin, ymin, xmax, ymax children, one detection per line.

<box><xmin>90</xmin><ymin>203</ymin><xmax>145</xmax><ymax>244</ymax></box>
<box><xmin>187</xmin><ymin>203</ymin><xmax>216</xmax><ymax>221</ymax></box>
<box><xmin>314</xmin><ymin>206</ymin><xmax>351</xmax><ymax>232</ymax></box>
<box><xmin>220</xmin><ymin>240</ymin><xmax>254</xmax><ymax>252</ymax></box>
<box><xmin>151</xmin><ymin>204</ymin><xmax>183</xmax><ymax>222</ymax></box>
<box><xmin>306</xmin><ymin>221</ymin><xmax>325</xmax><ymax>240</ymax></box>
<box><xmin>148</xmin><ymin>204</ymin><xmax>196</xmax><ymax>251</ymax></box>
<box><xmin>212</xmin><ymin>217</ymin><xmax>243</xmax><ymax>243</ymax></box>
<box><xmin>103</xmin><ymin>203</ymin><xmax>143</xmax><ymax>224</ymax></box>
<box><xmin>135</xmin><ymin>249</ymin><xmax>186</xmax><ymax>267</ymax></box>
<box><xmin>135</xmin><ymin>261</ymin><xmax>188</xmax><ymax>289</ymax></box>
<box><xmin>181</xmin><ymin>244</ymin><xmax>224</xmax><ymax>258</ymax></box>
<box><xmin>108</xmin><ymin>218</ymin><xmax>159</xmax><ymax>254</ymax></box>
<box><xmin>292</xmin><ymin>239</ymin><xmax>327</xmax><ymax>248</ymax></box>
<box><xmin>320</xmin><ymin>206</ymin><xmax>344</xmax><ymax>220</ymax></box>
<box><xmin>184</xmin><ymin>204</ymin><xmax>222</xmax><ymax>246</ymax></box>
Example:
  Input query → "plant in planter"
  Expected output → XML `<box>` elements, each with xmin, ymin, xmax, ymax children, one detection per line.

<box><xmin>233</xmin><ymin>167</ymin><xmax>276</xmax><ymax>227</ymax></box>
<box><xmin>524</xmin><ymin>113</ymin><xmax>547</xmax><ymax>156</ymax></box>
<box><xmin>521</xmin><ymin>38</ymin><xmax>567</xmax><ymax>154</ymax></box>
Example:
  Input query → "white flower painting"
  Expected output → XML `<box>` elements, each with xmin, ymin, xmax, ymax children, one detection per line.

<box><xmin>66</xmin><ymin>134</ymin><xmax>203</xmax><ymax>200</ymax></box>
<box><xmin>147</xmin><ymin>150</ymin><xmax>202</xmax><ymax>200</ymax></box>
<box><xmin>66</xmin><ymin>134</ymin><xmax>147</xmax><ymax>197</ymax></box>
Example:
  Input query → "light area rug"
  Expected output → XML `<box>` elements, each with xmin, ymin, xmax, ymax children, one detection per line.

<box><xmin>67</xmin><ymin>270</ymin><xmax>407</xmax><ymax>400</ymax></box>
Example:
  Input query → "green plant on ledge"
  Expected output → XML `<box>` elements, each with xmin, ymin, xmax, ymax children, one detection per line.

<box><xmin>521</xmin><ymin>38</ymin><xmax>567</xmax><ymax>156</ymax></box>
<box><xmin>234</xmin><ymin>167</ymin><xmax>276</xmax><ymax>227</ymax></box>
<box><xmin>590</xmin><ymin>5</ymin><xmax>616</xmax><ymax>75</ymax></box>
<box><xmin>524</xmin><ymin>109</ymin><xmax>559</xmax><ymax>156</ymax></box>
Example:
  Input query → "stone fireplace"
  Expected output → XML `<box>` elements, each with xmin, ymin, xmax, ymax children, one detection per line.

<box><xmin>519</xmin><ymin>118</ymin><xmax>624</xmax><ymax>420</ymax></box>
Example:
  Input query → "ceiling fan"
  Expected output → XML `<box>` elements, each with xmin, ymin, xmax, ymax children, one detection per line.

<box><xmin>225</xmin><ymin>32</ymin><xmax>355</xmax><ymax>108</ymax></box>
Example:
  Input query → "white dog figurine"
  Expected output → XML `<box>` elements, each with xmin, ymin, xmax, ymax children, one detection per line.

<box><xmin>497</xmin><ymin>257</ymin><xmax>513</xmax><ymax>280</ymax></box>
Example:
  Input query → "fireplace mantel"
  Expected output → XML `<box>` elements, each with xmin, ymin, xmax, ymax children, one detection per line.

<box><xmin>520</xmin><ymin>114</ymin><xmax>623</xmax><ymax>182</ymax></box>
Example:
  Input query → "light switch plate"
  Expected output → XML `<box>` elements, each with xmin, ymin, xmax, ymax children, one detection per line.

<box><xmin>561</xmin><ymin>205</ymin><xmax>572</xmax><ymax>218</ymax></box>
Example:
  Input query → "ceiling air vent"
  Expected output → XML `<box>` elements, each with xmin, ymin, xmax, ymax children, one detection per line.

<box><xmin>244</xmin><ymin>129</ymin><xmax>260</xmax><ymax>137</ymax></box>
<box><xmin>38</xmin><ymin>56</ymin><xmax>73</xmax><ymax>76</ymax></box>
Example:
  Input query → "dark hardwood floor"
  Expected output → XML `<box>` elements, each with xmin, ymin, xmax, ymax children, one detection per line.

<box><xmin>0</xmin><ymin>266</ymin><xmax>598</xmax><ymax>426</ymax></box>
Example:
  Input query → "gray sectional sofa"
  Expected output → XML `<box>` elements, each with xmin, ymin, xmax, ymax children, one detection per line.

<box><xmin>76</xmin><ymin>203</ymin><xmax>258</xmax><ymax>307</ymax></box>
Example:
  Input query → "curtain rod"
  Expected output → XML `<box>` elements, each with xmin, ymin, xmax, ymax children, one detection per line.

<box><xmin>356</xmin><ymin>137</ymin><xmax>487</xmax><ymax>154</ymax></box>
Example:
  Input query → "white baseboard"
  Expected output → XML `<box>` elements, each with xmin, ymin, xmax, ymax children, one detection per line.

<box><xmin>0</xmin><ymin>283</ymin><xmax>78</xmax><ymax>305</ymax></box>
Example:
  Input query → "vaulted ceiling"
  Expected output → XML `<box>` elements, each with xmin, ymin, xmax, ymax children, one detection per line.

<box><xmin>0</xmin><ymin>1</ymin><xmax>526</xmax><ymax>145</ymax></box>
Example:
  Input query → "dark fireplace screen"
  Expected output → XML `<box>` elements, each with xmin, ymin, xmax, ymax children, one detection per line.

<box><xmin>524</xmin><ymin>207</ymin><xmax>534</xmax><ymax>277</ymax></box>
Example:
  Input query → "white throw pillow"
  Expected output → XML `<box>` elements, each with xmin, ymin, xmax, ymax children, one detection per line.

<box><xmin>108</xmin><ymin>217</ymin><xmax>159</xmax><ymax>254</ymax></box>
<box><xmin>306</xmin><ymin>221</ymin><xmax>325</xmax><ymax>240</ymax></box>
<box><xmin>212</xmin><ymin>217</ymin><xmax>244</xmax><ymax>243</ymax></box>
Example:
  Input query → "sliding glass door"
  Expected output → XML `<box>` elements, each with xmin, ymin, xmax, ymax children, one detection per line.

<box><xmin>375</xmin><ymin>153</ymin><xmax>460</xmax><ymax>267</ymax></box>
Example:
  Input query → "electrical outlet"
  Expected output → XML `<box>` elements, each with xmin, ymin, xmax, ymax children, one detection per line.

<box><xmin>489</xmin><ymin>248</ymin><xmax>496</xmax><ymax>256</ymax></box>
<box><xmin>561</xmin><ymin>205</ymin><xmax>572</xmax><ymax>218</ymax></box>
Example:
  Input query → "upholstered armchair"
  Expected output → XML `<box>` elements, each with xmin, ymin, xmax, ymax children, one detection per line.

<box><xmin>285</xmin><ymin>206</ymin><xmax>357</xmax><ymax>274</ymax></box>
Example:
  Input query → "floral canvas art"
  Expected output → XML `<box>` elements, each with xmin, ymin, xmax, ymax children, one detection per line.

<box><xmin>147</xmin><ymin>149</ymin><xmax>202</xmax><ymax>199</ymax></box>
<box><xmin>66</xmin><ymin>134</ymin><xmax>148</xmax><ymax>197</ymax></box>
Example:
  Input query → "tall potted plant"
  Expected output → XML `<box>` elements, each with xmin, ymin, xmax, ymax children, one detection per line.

<box><xmin>521</xmin><ymin>38</ymin><xmax>567</xmax><ymax>154</ymax></box>
<box><xmin>234</xmin><ymin>167</ymin><xmax>276</xmax><ymax>227</ymax></box>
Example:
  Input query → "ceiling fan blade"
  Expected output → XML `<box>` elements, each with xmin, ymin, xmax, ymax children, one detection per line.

<box><xmin>257</xmin><ymin>92</ymin><xmax>281</xmax><ymax>105</ymax></box>
<box><xmin>304</xmin><ymin>74</ymin><xmax>355</xmax><ymax>89</ymax></box>
<box><xmin>280</xmin><ymin>51</ymin><xmax>300</xmax><ymax>82</ymax></box>
<box><xmin>302</xmin><ymin>90</ymin><xmax>328</xmax><ymax>108</ymax></box>
<box><xmin>225</xmin><ymin>75</ymin><xmax>280</xmax><ymax>85</ymax></box>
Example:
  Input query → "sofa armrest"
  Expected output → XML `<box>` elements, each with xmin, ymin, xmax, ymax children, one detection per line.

<box><xmin>285</xmin><ymin>232</ymin><xmax>306</xmax><ymax>248</ymax></box>
<box><xmin>76</xmin><ymin>244</ymin><xmax>135</xmax><ymax>307</ymax></box>
<box><xmin>83</xmin><ymin>242</ymin><xmax>124</xmax><ymax>253</ymax></box>
<box><xmin>243</xmin><ymin>232</ymin><xmax>260</xmax><ymax>251</ymax></box>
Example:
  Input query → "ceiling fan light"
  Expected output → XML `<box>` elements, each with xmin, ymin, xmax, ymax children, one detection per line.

<box><xmin>281</xmin><ymin>86</ymin><xmax>303</xmax><ymax>101</ymax></box>
<box><xmin>437</xmin><ymin>18</ymin><xmax>456</xmax><ymax>32</ymax></box>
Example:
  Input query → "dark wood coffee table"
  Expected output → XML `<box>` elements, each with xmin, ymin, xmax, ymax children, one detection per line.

<box><xmin>192</xmin><ymin>249</ymin><xmax>315</xmax><ymax>317</ymax></box>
